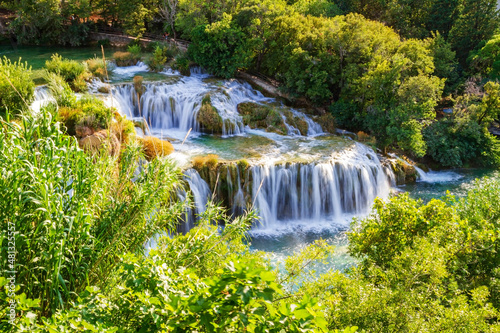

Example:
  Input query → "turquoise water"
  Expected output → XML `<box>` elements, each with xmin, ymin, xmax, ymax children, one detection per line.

<box><xmin>248</xmin><ymin>168</ymin><xmax>498</xmax><ymax>274</ymax></box>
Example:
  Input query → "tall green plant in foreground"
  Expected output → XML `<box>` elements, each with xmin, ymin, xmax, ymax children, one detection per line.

<box><xmin>0</xmin><ymin>107</ymin><xmax>184</xmax><ymax>323</ymax></box>
<box><xmin>0</xmin><ymin>57</ymin><xmax>35</xmax><ymax>116</ymax></box>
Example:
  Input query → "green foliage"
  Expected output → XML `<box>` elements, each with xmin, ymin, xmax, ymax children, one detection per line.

<box><xmin>44</xmin><ymin>54</ymin><xmax>88</xmax><ymax>91</ymax></box>
<box><xmin>423</xmin><ymin>116</ymin><xmax>500</xmax><ymax>167</ymax></box>
<box><xmin>291</xmin><ymin>0</ymin><xmax>341</xmax><ymax>17</ymax></box>
<box><xmin>299</xmin><ymin>180</ymin><xmax>500</xmax><ymax>331</ymax></box>
<box><xmin>189</xmin><ymin>13</ymin><xmax>252</xmax><ymax>78</ymax></box>
<box><xmin>172</xmin><ymin>54</ymin><xmax>193</xmax><ymax>76</ymax></box>
<box><xmin>147</xmin><ymin>46</ymin><xmax>170</xmax><ymax>72</ymax></box>
<box><xmin>127</xmin><ymin>44</ymin><xmax>142</xmax><ymax>57</ymax></box>
<box><xmin>0</xmin><ymin>108</ymin><xmax>184</xmax><ymax>322</ymax></box>
<box><xmin>449</xmin><ymin>0</ymin><xmax>499</xmax><ymax>65</ymax></box>
<box><xmin>0</xmin><ymin>57</ymin><xmax>35</xmax><ymax>116</ymax></box>
<box><xmin>84</xmin><ymin>57</ymin><xmax>111</xmax><ymax>80</ymax></box>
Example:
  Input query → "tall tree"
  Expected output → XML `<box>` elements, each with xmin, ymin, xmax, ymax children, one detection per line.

<box><xmin>449</xmin><ymin>0</ymin><xmax>499</xmax><ymax>65</ymax></box>
<box><xmin>159</xmin><ymin>0</ymin><xmax>179</xmax><ymax>38</ymax></box>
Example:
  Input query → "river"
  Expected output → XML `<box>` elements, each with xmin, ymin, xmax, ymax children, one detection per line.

<box><xmin>21</xmin><ymin>44</ymin><xmax>498</xmax><ymax>273</ymax></box>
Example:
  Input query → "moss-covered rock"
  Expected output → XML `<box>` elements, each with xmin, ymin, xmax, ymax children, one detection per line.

<box><xmin>390</xmin><ymin>158</ymin><xmax>417</xmax><ymax>185</ymax></box>
<box><xmin>140</xmin><ymin>136</ymin><xmax>174</xmax><ymax>161</ymax></box>
<box><xmin>197</xmin><ymin>94</ymin><xmax>223</xmax><ymax>134</ymax></box>
<box><xmin>237</xmin><ymin>102</ymin><xmax>287</xmax><ymax>135</ymax></box>
<box><xmin>283</xmin><ymin>110</ymin><xmax>309</xmax><ymax>136</ymax></box>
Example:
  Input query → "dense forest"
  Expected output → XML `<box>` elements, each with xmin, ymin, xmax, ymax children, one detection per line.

<box><xmin>1</xmin><ymin>0</ymin><xmax>500</xmax><ymax>332</ymax></box>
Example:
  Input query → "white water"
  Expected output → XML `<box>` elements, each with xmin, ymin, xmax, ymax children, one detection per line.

<box><xmin>184</xmin><ymin>168</ymin><xmax>211</xmax><ymax>215</ymax></box>
<box><xmin>109</xmin><ymin>72</ymin><xmax>322</xmax><ymax>139</ymax></box>
<box><xmin>251</xmin><ymin>143</ymin><xmax>391</xmax><ymax>228</ymax></box>
<box><xmin>112</xmin><ymin>61</ymin><xmax>149</xmax><ymax>79</ymax></box>
<box><xmin>414</xmin><ymin>166</ymin><xmax>463</xmax><ymax>183</ymax></box>
<box><xmin>31</xmin><ymin>86</ymin><xmax>54</xmax><ymax>113</ymax></box>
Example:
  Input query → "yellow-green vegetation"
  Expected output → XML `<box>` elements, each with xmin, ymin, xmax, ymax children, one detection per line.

<box><xmin>146</xmin><ymin>44</ymin><xmax>179</xmax><ymax>72</ymax></box>
<box><xmin>192</xmin><ymin>154</ymin><xmax>219</xmax><ymax>170</ymax></box>
<box><xmin>113</xmin><ymin>51</ymin><xmax>140</xmax><ymax>67</ymax></box>
<box><xmin>45</xmin><ymin>54</ymin><xmax>90</xmax><ymax>92</ymax></box>
<box><xmin>316</xmin><ymin>113</ymin><xmax>336</xmax><ymax>134</ymax></box>
<box><xmin>196</xmin><ymin>94</ymin><xmax>223</xmax><ymax>134</ymax></box>
<box><xmin>0</xmin><ymin>57</ymin><xmax>35</xmax><ymax>116</ymax></box>
<box><xmin>110</xmin><ymin>111</ymin><xmax>136</xmax><ymax>144</ymax></box>
<box><xmin>140</xmin><ymin>135</ymin><xmax>174</xmax><ymax>160</ymax></box>
<box><xmin>79</xmin><ymin>129</ymin><xmax>121</xmax><ymax>157</ymax></box>
<box><xmin>84</xmin><ymin>57</ymin><xmax>109</xmax><ymax>80</ymax></box>
<box><xmin>237</xmin><ymin>102</ymin><xmax>287</xmax><ymax>135</ymax></box>
<box><xmin>133</xmin><ymin>75</ymin><xmax>145</xmax><ymax>97</ymax></box>
<box><xmin>56</xmin><ymin>95</ymin><xmax>114</xmax><ymax>136</ymax></box>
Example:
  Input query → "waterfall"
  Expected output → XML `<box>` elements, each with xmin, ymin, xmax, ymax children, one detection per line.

<box><xmin>31</xmin><ymin>86</ymin><xmax>54</xmax><ymax>113</ymax></box>
<box><xmin>414</xmin><ymin>166</ymin><xmax>463</xmax><ymax>183</ymax></box>
<box><xmin>251</xmin><ymin>144</ymin><xmax>390</xmax><ymax>227</ymax></box>
<box><xmin>186</xmin><ymin>143</ymin><xmax>393</xmax><ymax>229</ymax></box>
<box><xmin>109</xmin><ymin>75</ymin><xmax>324</xmax><ymax>138</ymax></box>
<box><xmin>184</xmin><ymin>169</ymin><xmax>211</xmax><ymax>215</ymax></box>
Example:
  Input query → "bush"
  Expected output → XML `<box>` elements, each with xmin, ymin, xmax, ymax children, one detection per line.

<box><xmin>172</xmin><ymin>54</ymin><xmax>192</xmax><ymax>76</ymax></box>
<box><xmin>54</xmin><ymin>94</ymin><xmax>113</xmax><ymax>135</ymax></box>
<box><xmin>192</xmin><ymin>154</ymin><xmax>219</xmax><ymax>170</ymax></box>
<box><xmin>84</xmin><ymin>57</ymin><xmax>111</xmax><ymax>80</ymax></box>
<box><xmin>127</xmin><ymin>44</ymin><xmax>142</xmax><ymax>57</ymax></box>
<box><xmin>44</xmin><ymin>72</ymin><xmax>76</xmax><ymax>107</ymax></box>
<box><xmin>0</xmin><ymin>57</ymin><xmax>35</xmax><ymax>116</ymax></box>
<box><xmin>423</xmin><ymin>117</ymin><xmax>500</xmax><ymax>167</ymax></box>
<box><xmin>0</xmin><ymin>108</ymin><xmax>185</xmax><ymax>320</ymax></box>
<box><xmin>146</xmin><ymin>45</ymin><xmax>176</xmax><ymax>72</ymax></box>
<box><xmin>45</xmin><ymin>54</ymin><xmax>86</xmax><ymax>84</ymax></box>
<box><xmin>113</xmin><ymin>51</ymin><xmax>140</xmax><ymax>67</ymax></box>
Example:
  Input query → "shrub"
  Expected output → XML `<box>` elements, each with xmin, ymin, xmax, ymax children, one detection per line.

<box><xmin>423</xmin><ymin>117</ymin><xmax>500</xmax><ymax>167</ymax></box>
<box><xmin>147</xmin><ymin>46</ymin><xmax>169</xmax><ymax>72</ymax></box>
<box><xmin>127</xmin><ymin>44</ymin><xmax>142</xmax><ymax>57</ymax></box>
<box><xmin>109</xmin><ymin>112</ymin><xmax>136</xmax><ymax>144</ymax></box>
<box><xmin>45</xmin><ymin>54</ymin><xmax>86</xmax><ymax>84</ymax></box>
<box><xmin>44</xmin><ymin>72</ymin><xmax>76</xmax><ymax>107</ymax></box>
<box><xmin>113</xmin><ymin>51</ymin><xmax>140</xmax><ymax>67</ymax></box>
<box><xmin>192</xmin><ymin>154</ymin><xmax>219</xmax><ymax>170</ymax></box>
<box><xmin>317</xmin><ymin>113</ymin><xmax>336</xmax><ymax>134</ymax></box>
<box><xmin>55</xmin><ymin>94</ymin><xmax>113</xmax><ymax>135</ymax></box>
<box><xmin>0</xmin><ymin>108</ymin><xmax>184</xmax><ymax>319</ymax></box>
<box><xmin>172</xmin><ymin>54</ymin><xmax>192</xmax><ymax>76</ymax></box>
<box><xmin>84</xmin><ymin>57</ymin><xmax>111</xmax><ymax>80</ymax></box>
<box><xmin>140</xmin><ymin>136</ymin><xmax>174</xmax><ymax>160</ymax></box>
<box><xmin>0</xmin><ymin>57</ymin><xmax>35</xmax><ymax>116</ymax></box>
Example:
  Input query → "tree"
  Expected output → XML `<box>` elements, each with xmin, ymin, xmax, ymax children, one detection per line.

<box><xmin>477</xmin><ymin>81</ymin><xmax>500</xmax><ymax>125</ymax></box>
<box><xmin>159</xmin><ymin>0</ymin><xmax>180</xmax><ymax>38</ymax></box>
<box><xmin>188</xmin><ymin>13</ymin><xmax>253</xmax><ymax>78</ymax></box>
<box><xmin>449</xmin><ymin>0</ymin><xmax>499</xmax><ymax>65</ymax></box>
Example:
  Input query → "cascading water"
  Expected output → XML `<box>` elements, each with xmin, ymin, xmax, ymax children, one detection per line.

<box><xmin>251</xmin><ymin>143</ymin><xmax>391</xmax><ymax>227</ymax></box>
<box><xmin>109</xmin><ymin>72</ymin><xmax>322</xmax><ymax>138</ymax></box>
<box><xmin>31</xmin><ymin>86</ymin><xmax>54</xmax><ymax>113</ymax></box>
<box><xmin>184</xmin><ymin>168</ymin><xmax>211</xmax><ymax>215</ymax></box>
